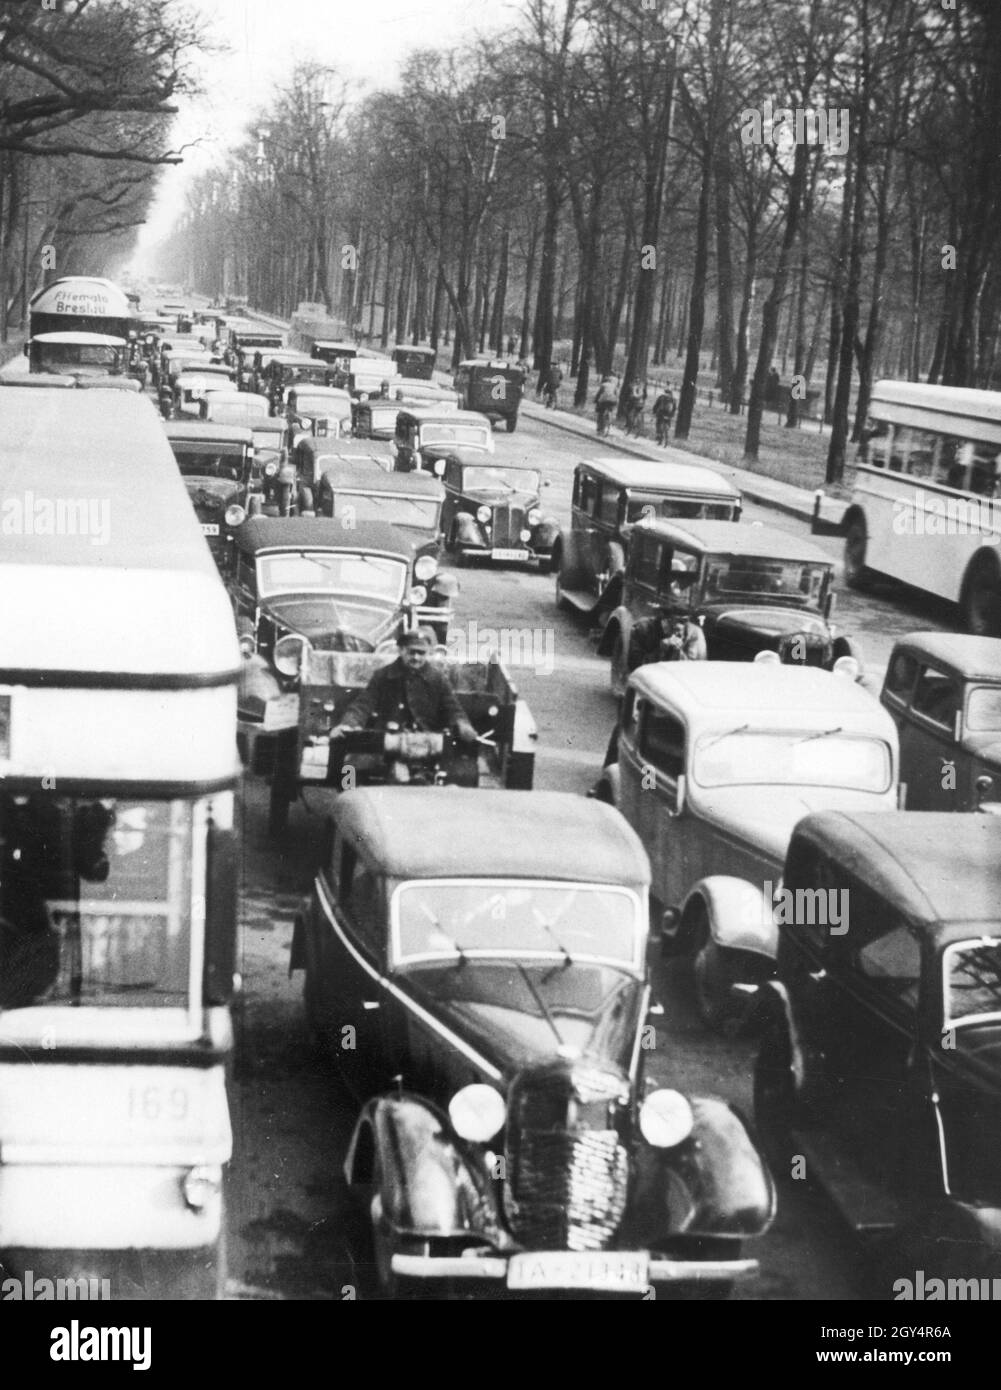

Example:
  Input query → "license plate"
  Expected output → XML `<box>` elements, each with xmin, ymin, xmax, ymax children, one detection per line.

<box><xmin>507</xmin><ymin>1251</ymin><xmax>649</xmax><ymax>1293</ymax></box>
<box><xmin>262</xmin><ymin>693</ymin><xmax>299</xmax><ymax>732</ymax></box>
<box><xmin>201</xmin><ymin>522</ymin><xmax>220</xmax><ymax>536</ymax></box>
<box><xmin>491</xmin><ymin>547</ymin><xmax>529</xmax><ymax>561</ymax></box>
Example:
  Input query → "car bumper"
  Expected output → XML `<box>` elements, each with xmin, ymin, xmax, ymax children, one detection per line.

<box><xmin>457</xmin><ymin>543</ymin><xmax>551</xmax><ymax>565</ymax></box>
<box><xmin>390</xmin><ymin>1251</ymin><xmax>757</xmax><ymax>1290</ymax></box>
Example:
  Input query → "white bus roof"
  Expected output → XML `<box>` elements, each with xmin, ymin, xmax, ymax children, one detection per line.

<box><xmin>869</xmin><ymin>380</ymin><xmax>1001</xmax><ymax>434</ymax></box>
<box><xmin>32</xmin><ymin>331</ymin><xmax>126</xmax><ymax>347</ymax></box>
<box><xmin>29</xmin><ymin>276</ymin><xmax>132</xmax><ymax>318</ymax></box>
<box><xmin>0</xmin><ymin>386</ymin><xmax>239</xmax><ymax>683</ymax></box>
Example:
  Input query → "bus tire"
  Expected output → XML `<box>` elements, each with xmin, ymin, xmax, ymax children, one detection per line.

<box><xmin>961</xmin><ymin>554</ymin><xmax>1001</xmax><ymax>638</ymax></box>
<box><xmin>843</xmin><ymin>519</ymin><xmax>870</xmax><ymax>589</ymax></box>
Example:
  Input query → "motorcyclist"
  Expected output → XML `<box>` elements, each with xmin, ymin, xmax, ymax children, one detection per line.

<box><xmin>330</xmin><ymin>626</ymin><xmax>478</xmax><ymax>745</ymax></box>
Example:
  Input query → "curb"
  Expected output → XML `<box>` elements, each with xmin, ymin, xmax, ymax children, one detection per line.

<box><xmin>519</xmin><ymin>399</ymin><xmax>841</xmax><ymax>527</ymax></box>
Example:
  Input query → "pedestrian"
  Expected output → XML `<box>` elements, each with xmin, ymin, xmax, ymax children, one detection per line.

<box><xmin>652</xmin><ymin>385</ymin><xmax>677</xmax><ymax>445</ymax></box>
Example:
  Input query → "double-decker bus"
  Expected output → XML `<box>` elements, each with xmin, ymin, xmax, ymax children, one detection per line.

<box><xmin>825</xmin><ymin>381</ymin><xmax>1001</xmax><ymax>636</ymax></box>
<box><xmin>0</xmin><ymin>383</ymin><xmax>241</xmax><ymax>1297</ymax></box>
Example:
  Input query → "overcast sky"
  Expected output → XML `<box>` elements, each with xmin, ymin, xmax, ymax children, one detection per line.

<box><xmin>135</xmin><ymin>0</ymin><xmax>507</xmax><ymax>255</ymax></box>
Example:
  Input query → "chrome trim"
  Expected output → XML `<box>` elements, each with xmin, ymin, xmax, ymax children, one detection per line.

<box><xmin>391</xmin><ymin>1254</ymin><xmax>758</xmax><ymax>1283</ymax></box>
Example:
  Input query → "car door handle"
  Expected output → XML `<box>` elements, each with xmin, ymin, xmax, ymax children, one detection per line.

<box><xmin>808</xmin><ymin>969</ymin><xmax>827</xmax><ymax>983</ymax></box>
<box><xmin>362</xmin><ymin>1000</ymin><xmax>381</xmax><ymax>1011</ymax></box>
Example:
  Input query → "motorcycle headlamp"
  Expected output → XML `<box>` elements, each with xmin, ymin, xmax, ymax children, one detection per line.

<box><xmin>639</xmin><ymin>1089</ymin><xmax>694</xmax><ymax>1148</ymax></box>
<box><xmin>414</xmin><ymin>554</ymin><xmax>438</xmax><ymax>582</ymax></box>
<box><xmin>476</xmin><ymin>505</ymin><xmax>491</xmax><ymax>524</ymax></box>
<box><xmin>449</xmin><ymin>1084</ymin><xmax>506</xmax><ymax>1143</ymax></box>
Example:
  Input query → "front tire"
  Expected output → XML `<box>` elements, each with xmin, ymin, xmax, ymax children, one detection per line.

<box><xmin>961</xmin><ymin>555</ymin><xmax>1001</xmax><ymax>637</ymax></box>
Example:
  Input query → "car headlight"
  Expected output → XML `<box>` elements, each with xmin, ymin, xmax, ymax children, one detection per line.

<box><xmin>224</xmin><ymin>504</ymin><xmax>246</xmax><ymax>527</ymax></box>
<box><xmin>408</xmin><ymin>585</ymin><xmax>427</xmax><ymax>606</ymax></box>
<box><xmin>182</xmin><ymin>1164</ymin><xmax>222</xmax><ymax>1212</ymax></box>
<box><xmin>298</xmin><ymin>415</ymin><xmax>313</xmax><ymax>429</ymax></box>
<box><xmin>519</xmin><ymin>528</ymin><xmax>532</xmax><ymax>543</ymax></box>
<box><xmin>527</xmin><ymin>509</ymin><xmax>542</xmax><ymax>526</ymax></box>
<box><xmin>414</xmin><ymin>554</ymin><xmax>438</xmax><ymax>581</ymax></box>
<box><xmin>273</xmin><ymin>633</ymin><xmax>308</xmax><ymax>678</ymax></box>
<box><xmin>753</xmin><ymin>649</ymin><xmax>781</xmax><ymax>665</ymax></box>
<box><xmin>639</xmin><ymin>1089</ymin><xmax>694</xmax><ymax>1148</ymax></box>
<box><xmin>237</xmin><ymin>633</ymin><xmax>256</xmax><ymax>659</ymax></box>
<box><xmin>449</xmin><ymin>1084</ymin><xmax>506</xmax><ymax>1143</ymax></box>
<box><xmin>833</xmin><ymin>655</ymin><xmax>860</xmax><ymax>680</ymax></box>
<box><xmin>476</xmin><ymin>505</ymin><xmax>491</xmax><ymax>523</ymax></box>
<box><xmin>263</xmin><ymin>460</ymin><xmax>279</xmax><ymax>478</ymax></box>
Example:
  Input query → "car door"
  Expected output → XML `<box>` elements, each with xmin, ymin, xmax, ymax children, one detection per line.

<box><xmin>440</xmin><ymin>458</ymin><xmax>463</xmax><ymax>534</ymax></box>
<box><xmin>633</xmin><ymin>698</ymin><xmax>693</xmax><ymax>909</ymax></box>
<box><xmin>905</xmin><ymin>662</ymin><xmax>963</xmax><ymax>810</ymax></box>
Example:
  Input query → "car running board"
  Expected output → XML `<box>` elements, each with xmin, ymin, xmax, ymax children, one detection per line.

<box><xmin>558</xmin><ymin>585</ymin><xmax>603</xmax><ymax>613</ymax></box>
<box><xmin>791</xmin><ymin>1129</ymin><xmax>904</xmax><ymax>1235</ymax></box>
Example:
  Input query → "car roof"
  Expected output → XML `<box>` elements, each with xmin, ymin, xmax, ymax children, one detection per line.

<box><xmin>321</xmin><ymin>466</ymin><xmax>443</xmax><ymax>495</ymax></box>
<box><xmin>457</xmin><ymin>358</ymin><xmax>521</xmax><ymax>371</ymax></box>
<box><xmin>205</xmin><ymin>389</ymin><xmax>268</xmax><ymax>405</ymax></box>
<box><xmin>251</xmin><ymin>418</ymin><xmax>286</xmax><ymax>436</ymax></box>
<box><xmin>233</xmin><ymin>516</ymin><xmax>413</xmax><ymax>558</ymax></box>
<box><xmin>313</xmin><ymin>340</ymin><xmax>357</xmax><ymax>350</ymax></box>
<box><xmin>399</xmin><ymin>407</ymin><xmax>490</xmax><ymax>425</ymax></box>
<box><xmin>632</xmin><ymin>517</ymin><xmax>833</xmax><ymax>561</ymax></box>
<box><xmin>790</xmin><ymin>811</ymin><xmax>1001</xmax><ymax>934</ymax></box>
<box><xmin>335</xmin><ymin>788</ymin><xmax>651</xmax><ymax>885</ymax></box>
<box><xmin>164</xmin><ymin>421</ymin><xmax>255</xmax><ymax>443</ymax></box>
<box><xmin>629</xmin><ymin>662</ymin><xmax>896</xmax><ymax>733</ymax></box>
<box><xmin>393</xmin><ymin>344</ymin><xmax>436</xmax><ymax>354</ymax></box>
<box><xmin>450</xmin><ymin>459</ymin><xmax>538</xmax><ymax>475</ymax></box>
<box><xmin>32</xmin><ymin>331</ymin><xmax>126</xmax><ymax>346</ymax></box>
<box><xmin>289</xmin><ymin>384</ymin><xmax>351</xmax><ymax>398</ymax></box>
<box><xmin>888</xmin><ymin>632</ymin><xmax>1001</xmax><ymax>682</ymax></box>
<box><xmin>577</xmin><ymin>456</ymin><xmax>740</xmax><ymax>498</ymax></box>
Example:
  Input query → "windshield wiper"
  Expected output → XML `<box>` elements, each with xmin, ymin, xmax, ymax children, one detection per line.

<box><xmin>418</xmin><ymin>903</ymin><xmax>468</xmax><ymax>967</ymax></box>
<box><xmin>795</xmin><ymin>726</ymin><xmax>843</xmax><ymax>744</ymax></box>
<box><xmin>532</xmin><ymin>906</ymin><xmax>574</xmax><ymax>974</ymax></box>
<box><xmin>700</xmin><ymin>723</ymin><xmax>750</xmax><ymax>751</ymax></box>
<box><xmin>513</xmin><ymin>959</ymin><xmax>565</xmax><ymax>1048</ymax></box>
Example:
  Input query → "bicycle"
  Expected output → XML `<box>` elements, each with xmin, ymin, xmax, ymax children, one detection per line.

<box><xmin>624</xmin><ymin>403</ymin><xmax>644</xmax><ymax>437</ymax></box>
<box><xmin>655</xmin><ymin>412</ymin><xmax>674</xmax><ymax>446</ymax></box>
<box><xmin>543</xmin><ymin>386</ymin><xmax>558</xmax><ymax>409</ymax></box>
<box><xmin>596</xmin><ymin>405</ymin><xmax>613</xmax><ymax>437</ymax></box>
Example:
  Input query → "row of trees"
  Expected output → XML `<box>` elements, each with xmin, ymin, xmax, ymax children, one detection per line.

<box><xmin>0</xmin><ymin>0</ymin><xmax>205</xmax><ymax>338</ymax></box>
<box><xmin>156</xmin><ymin>0</ymin><xmax>1000</xmax><ymax>481</ymax></box>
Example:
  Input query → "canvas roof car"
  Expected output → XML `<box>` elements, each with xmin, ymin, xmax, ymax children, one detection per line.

<box><xmin>885</xmin><ymin>632</ymin><xmax>1001</xmax><ymax>683</ymax></box>
<box><xmin>633</xmin><ymin>517</ymin><xmax>832</xmax><ymax>564</ymax></box>
<box><xmin>579</xmin><ymin>457</ymin><xmax>741</xmax><ymax>500</ymax></box>
<box><xmin>233</xmin><ymin>516</ymin><xmax>412</xmax><ymax>560</ymax></box>
<box><xmin>334</xmin><ymin>787</ymin><xmax>651</xmax><ymax>887</ymax></box>
<box><xmin>165</xmin><ymin>421</ymin><xmax>255</xmax><ymax>447</ymax></box>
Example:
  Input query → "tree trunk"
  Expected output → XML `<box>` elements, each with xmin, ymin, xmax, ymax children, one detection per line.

<box><xmin>714</xmin><ymin>140</ymin><xmax>736</xmax><ymax>400</ymax></box>
<box><xmin>676</xmin><ymin>144</ymin><xmax>713</xmax><ymax>439</ymax></box>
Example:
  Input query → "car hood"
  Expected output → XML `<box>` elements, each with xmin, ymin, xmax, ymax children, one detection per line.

<box><xmin>704</xmin><ymin>605</ymin><xmax>830</xmax><ymax>639</ymax></box>
<box><xmin>261</xmin><ymin>593</ymin><xmax>401</xmax><ymax>648</ymax></box>
<box><xmin>183</xmin><ymin>476</ymin><xmax>240</xmax><ymax>510</ymax></box>
<box><xmin>405</xmin><ymin>960</ymin><xmax>646</xmax><ymax>1080</ymax></box>
<box><xmin>691</xmin><ymin>784</ymin><xmax>895</xmax><ymax>865</ymax></box>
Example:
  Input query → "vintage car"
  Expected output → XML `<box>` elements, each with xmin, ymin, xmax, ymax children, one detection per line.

<box><xmin>438</xmin><ymin>456</ymin><xmax>558</xmax><ymax>567</ymax></box>
<box><xmin>311</xmin><ymin>339</ymin><xmax>359</xmax><ymax>368</ymax></box>
<box><xmin>391</xmin><ymin>344</ymin><xmax>436</xmax><ymax>380</ymax></box>
<box><xmin>227</xmin><ymin>328</ymin><xmax>283</xmax><ymax>364</ymax></box>
<box><xmin>164</xmin><ymin>420</ymin><xmax>259</xmax><ymax>564</ymax></box>
<box><xmin>285</xmin><ymin>385</ymin><xmax>352</xmax><ymax>445</ymax></box>
<box><xmin>879</xmin><ymin>632</ymin><xmax>1001</xmax><ymax>811</ymax></box>
<box><xmin>392</xmin><ymin>381</ymin><xmax>459</xmax><ymax>410</ymax></box>
<box><xmin>200</xmin><ymin>388</ymin><xmax>270</xmax><ymax>428</ymax></box>
<box><xmin>599</xmin><ymin>519</ymin><xmax>860</xmax><ymax>697</ymax></box>
<box><xmin>453</xmin><ymin>358</ymin><xmax>525</xmax><ymax>431</ymax></box>
<box><xmin>171</xmin><ymin>367</ymin><xmax>238</xmax><ymax>419</ymax></box>
<box><xmin>246</xmin><ymin>349</ymin><xmax>321</xmax><ymax>400</ymax></box>
<box><xmin>750</xmin><ymin>811</ymin><xmax>1001</xmax><ymax>1278</ymax></box>
<box><xmin>290</xmin><ymin>440</ymin><xmax>390</xmax><ymax>512</ymax></box>
<box><xmin>553</xmin><ymin>459</ymin><xmax>742</xmax><ymax>619</ymax></box>
<box><xmin>250</xmin><ymin>417</ymin><xmax>297</xmax><ymax>515</ymax></box>
<box><xmin>291</xmin><ymin>788</ymin><xmax>774</xmax><ymax>1298</ymax></box>
<box><xmin>232</xmin><ymin>518</ymin><xmax>457</xmax><ymax>824</ymax></box>
<box><xmin>393</xmin><ymin>407</ymin><xmax>494</xmax><ymax>473</ymax></box>
<box><xmin>316</xmin><ymin>466</ymin><xmax>446</xmax><ymax>565</ymax></box>
<box><xmin>591</xmin><ymin>663</ymin><xmax>901</xmax><ymax>1027</ymax></box>
<box><xmin>351</xmin><ymin>397</ymin><xmax>401</xmax><ymax>441</ymax></box>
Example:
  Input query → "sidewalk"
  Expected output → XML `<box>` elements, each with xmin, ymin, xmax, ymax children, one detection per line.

<box><xmin>520</xmin><ymin>397</ymin><xmax>845</xmax><ymax>529</ymax></box>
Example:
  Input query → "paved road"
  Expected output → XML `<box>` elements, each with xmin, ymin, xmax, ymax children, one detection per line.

<box><xmin>223</xmin><ymin>402</ymin><xmax>953</xmax><ymax>1301</ymax></box>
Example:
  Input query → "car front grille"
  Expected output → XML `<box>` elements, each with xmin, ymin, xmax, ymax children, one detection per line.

<box><xmin>503</xmin><ymin>1064</ymin><xmax>630</xmax><ymax>1251</ymax></box>
<box><xmin>490</xmin><ymin>504</ymin><xmax>526</xmax><ymax>549</ymax></box>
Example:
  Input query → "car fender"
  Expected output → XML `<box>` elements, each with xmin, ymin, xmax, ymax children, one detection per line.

<box><xmin>533</xmin><ymin>519</ymin><xmax>559</xmax><ymax>550</ymax></box>
<box><xmin>752</xmin><ymin>979</ymin><xmax>824</xmax><ymax>1102</ymax></box>
<box><xmin>557</xmin><ymin>527</ymin><xmax>585</xmax><ymax>579</ymax></box>
<box><xmin>682</xmin><ymin>877</ymin><xmax>776</xmax><ymax>958</ymax></box>
<box><xmin>344</xmin><ymin>1094</ymin><xmax>502</xmax><ymax>1239</ymax></box>
<box><xmin>629</xmin><ymin>1095</ymin><xmax>775</xmax><ymax>1239</ymax></box>
<box><xmin>453</xmin><ymin>510</ymin><xmax>483</xmax><ymax>546</ymax></box>
<box><xmin>597</xmin><ymin>604</ymin><xmax>633</xmax><ymax>658</ymax></box>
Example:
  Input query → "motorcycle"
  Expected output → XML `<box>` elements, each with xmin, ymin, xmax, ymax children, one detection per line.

<box><xmin>330</xmin><ymin>725</ymin><xmax>481</xmax><ymax>788</ymax></box>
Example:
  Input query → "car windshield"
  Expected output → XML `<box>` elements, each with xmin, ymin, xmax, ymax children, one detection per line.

<box><xmin>966</xmin><ymin>685</ymin><xmax>1001</xmax><ymax>734</ymax></box>
<box><xmin>257</xmin><ymin>551</ymin><xmax>407</xmax><ymax>601</ymax></box>
<box><xmin>170</xmin><ymin>446</ymin><xmax>246</xmax><ymax>480</ymax></box>
<box><xmin>207</xmin><ymin>405</ymin><xmax>267</xmax><ymax>426</ymax></box>
<box><xmin>422</xmin><ymin>425</ymin><xmax>490</xmax><ymax>448</ymax></box>
<box><xmin>703</xmin><ymin>556</ymin><xmax>830</xmax><ymax>603</ymax></box>
<box><xmin>0</xmin><ymin>793</ymin><xmax>210</xmax><ymax>1010</ymax></box>
<box><xmin>392</xmin><ymin>880</ymin><xmax>641</xmax><ymax>969</ymax></box>
<box><xmin>295</xmin><ymin>393</ymin><xmax>349</xmax><ymax>416</ymax></box>
<box><xmin>626</xmin><ymin>495</ymin><xmax>738</xmax><ymax>523</ymax></box>
<box><xmin>693</xmin><ymin>730</ymin><xmax>892</xmax><ymax>792</ymax></box>
<box><xmin>329</xmin><ymin>492</ymin><xmax>440</xmax><ymax>530</ymax></box>
<box><xmin>944</xmin><ymin>939</ymin><xmax>1001</xmax><ymax>1026</ymax></box>
<box><xmin>461</xmin><ymin>466</ymin><xmax>540</xmax><ymax>494</ymax></box>
<box><xmin>38</xmin><ymin>344</ymin><xmax>121</xmax><ymax>368</ymax></box>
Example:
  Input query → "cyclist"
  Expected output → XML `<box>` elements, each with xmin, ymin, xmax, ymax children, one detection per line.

<box><xmin>624</xmin><ymin>379</ymin><xmax>647</xmax><ymax>436</ymax></box>
<box><xmin>542</xmin><ymin>361</ymin><xmax>563</xmax><ymax>408</ymax></box>
<box><xmin>595</xmin><ymin>376</ymin><xmax>617</xmax><ymax>436</ymax></box>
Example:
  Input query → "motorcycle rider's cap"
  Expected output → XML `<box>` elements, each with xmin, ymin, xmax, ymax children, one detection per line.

<box><xmin>398</xmin><ymin>627</ymin><xmax>433</xmax><ymax>649</ymax></box>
